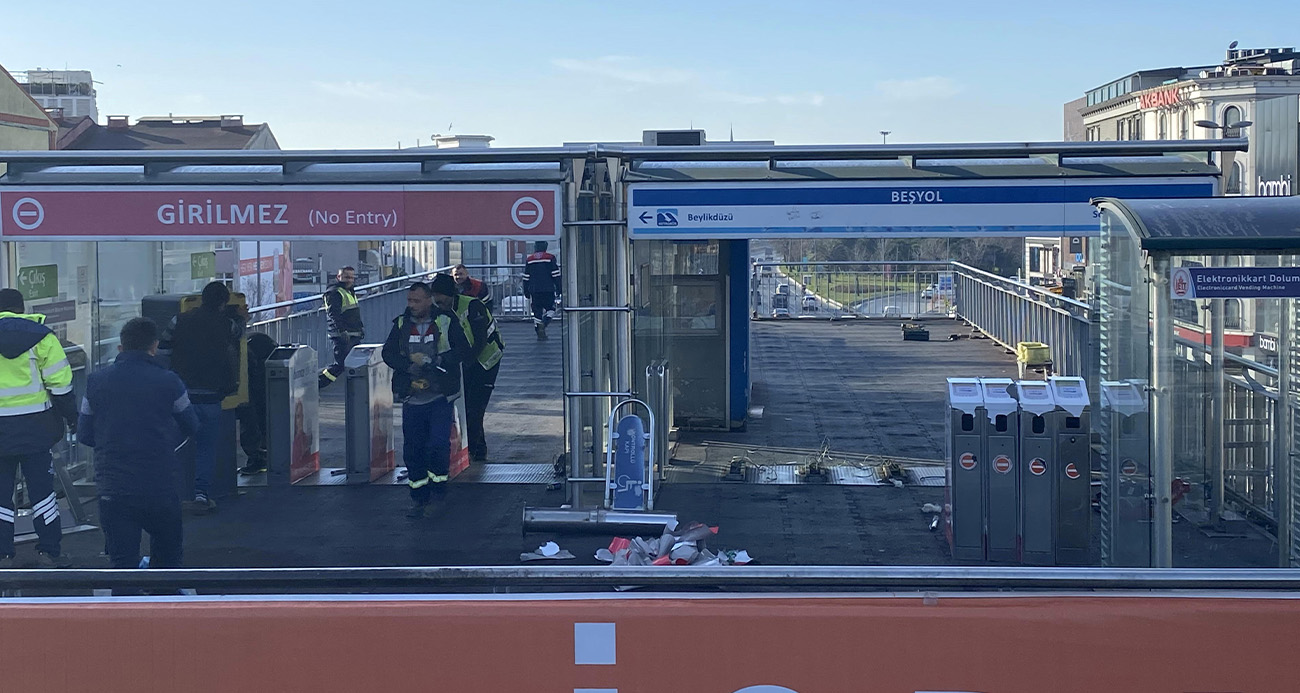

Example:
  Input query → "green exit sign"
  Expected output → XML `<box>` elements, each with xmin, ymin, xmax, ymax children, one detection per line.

<box><xmin>16</xmin><ymin>265</ymin><xmax>58</xmax><ymax>301</ymax></box>
<box><xmin>191</xmin><ymin>252</ymin><xmax>217</xmax><ymax>280</ymax></box>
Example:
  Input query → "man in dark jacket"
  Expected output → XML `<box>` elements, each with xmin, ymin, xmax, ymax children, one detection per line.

<box><xmin>236</xmin><ymin>332</ymin><xmax>279</xmax><ymax>476</ymax></box>
<box><xmin>381</xmin><ymin>282</ymin><xmax>470</xmax><ymax>518</ymax></box>
<box><xmin>0</xmin><ymin>288</ymin><xmax>78</xmax><ymax>568</ymax></box>
<box><xmin>431</xmin><ymin>273</ymin><xmax>504</xmax><ymax>462</ymax></box>
<box><xmin>523</xmin><ymin>241</ymin><xmax>561</xmax><ymax>340</ymax></box>
<box><xmin>319</xmin><ymin>266</ymin><xmax>364</xmax><ymax>388</ymax></box>
<box><xmin>452</xmin><ymin>264</ymin><xmax>494</xmax><ymax>312</ymax></box>
<box><xmin>79</xmin><ymin>318</ymin><xmax>199</xmax><ymax>569</ymax></box>
<box><xmin>164</xmin><ymin>282</ymin><xmax>242</xmax><ymax>513</ymax></box>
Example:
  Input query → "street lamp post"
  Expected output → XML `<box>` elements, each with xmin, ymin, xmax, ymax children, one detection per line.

<box><xmin>880</xmin><ymin>130</ymin><xmax>891</xmax><ymax>144</ymax></box>
<box><xmin>1195</xmin><ymin>118</ymin><xmax>1252</xmax><ymax>194</ymax></box>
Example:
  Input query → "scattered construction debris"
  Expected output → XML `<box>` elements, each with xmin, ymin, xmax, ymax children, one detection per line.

<box><xmin>595</xmin><ymin>519</ymin><xmax>753</xmax><ymax>567</ymax></box>
<box><xmin>520</xmin><ymin>541</ymin><xmax>577</xmax><ymax>562</ymax></box>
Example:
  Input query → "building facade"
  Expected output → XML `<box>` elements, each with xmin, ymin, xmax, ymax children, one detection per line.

<box><xmin>1036</xmin><ymin>46</ymin><xmax>1300</xmax><ymax>287</ymax></box>
<box><xmin>0</xmin><ymin>65</ymin><xmax>56</xmax><ymax>153</ymax></box>
<box><xmin>13</xmin><ymin>69</ymin><xmax>97</xmax><ymax>122</ymax></box>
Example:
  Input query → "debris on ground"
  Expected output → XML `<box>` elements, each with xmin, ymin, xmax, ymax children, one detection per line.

<box><xmin>594</xmin><ymin>520</ymin><xmax>753</xmax><ymax>567</ymax></box>
<box><xmin>520</xmin><ymin>541</ymin><xmax>577</xmax><ymax>562</ymax></box>
<box><xmin>921</xmin><ymin>503</ymin><xmax>942</xmax><ymax>514</ymax></box>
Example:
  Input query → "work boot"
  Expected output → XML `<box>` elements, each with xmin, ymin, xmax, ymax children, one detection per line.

<box><xmin>35</xmin><ymin>551</ymin><xmax>72</xmax><ymax>569</ymax></box>
<box><xmin>238</xmin><ymin>461</ymin><xmax>267</xmax><ymax>476</ymax></box>
<box><xmin>539</xmin><ymin>324</ymin><xmax>548</xmax><ymax>340</ymax></box>
<box><xmin>535</xmin><ymin>323</ymin><xmax>544</xmax><ymax>340</ymax></box>
<box><xmin>405</xmin><ymin>502</ymin><xmax>431</xmax><ymax>519</ymax></box>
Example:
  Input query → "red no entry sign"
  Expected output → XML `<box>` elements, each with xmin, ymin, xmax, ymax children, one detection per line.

<box><xmin>959</xmin><ymin>453</ymin><xmax>976</xmax><ymax>470</ymax></box>
<box><xmin>1121</xmin><ymin>459</ymin><xmax>1139</xmax><ymax>476</ymax></box>
<box><xmin>993</xmin><ymin>455</ymin><xmax>1013</xmax><ymax>474</ymax></box>
<box><xmin>1064</xmin><ymin>462</ymin><xmax>1081</xmax><ymax>480</ymax></box>
<box><xmin>1029</xmin><ymin>458</ymin><xmax>1047</xmax><ymax>476</ymax></box>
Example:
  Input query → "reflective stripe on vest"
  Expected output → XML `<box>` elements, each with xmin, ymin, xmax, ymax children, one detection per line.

<box><xmin>454</xmin><ymin>295</ymin><xmax>503</xmax><ymax>370</ymax></box>
<box><xmin>0</xmin><ymin>350</ymin><xmax>51</xmax><ymax>416</ymax></box>
<box><xmin>401</xmin><ymin>315</ymin><xmax>452</xmax><ymax>355</ymax></box>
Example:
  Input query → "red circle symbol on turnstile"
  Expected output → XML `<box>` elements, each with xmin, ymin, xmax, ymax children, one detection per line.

<box><xmin>1121</xmin><ymin>459</ymin><xmax>1139</xmax><ymax>476</ymax></box>
<box><xmin>1064</xmin><ymin>462</ymin><xmax>1081</xmax><ymax>480</ymax></box>
<box><xmin>959</xmin><ymin>452</ymin><xmax>976</xmax><ymax>470</ymax></box>
<box><xmin>1030</xmin><ymin>458</ymin><xmax>1047</xmax><ymax>476</ymax></box>
<box><xmin>993</xmin><ymin>455</ymin><xmax>1013</xmax><ymax>474</ymax></box>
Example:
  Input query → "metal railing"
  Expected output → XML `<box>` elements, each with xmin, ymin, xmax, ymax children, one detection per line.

<box><xmin>247</xmin><ymin>264</ymin><xmax>530</xmax><ymax>355</ymax></box>
<box><xmin>3</xmin><ymin>566</ymin><xmax>1300</xmax><ymax>593</ymax></box>
<box><xmin>951</xmin><ymin>262</ymin><xmax>1094</xmax><ymax>379</ymax></box>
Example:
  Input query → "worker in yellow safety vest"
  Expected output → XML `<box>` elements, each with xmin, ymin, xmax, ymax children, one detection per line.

<box><xmin>430</xmin><ymin>273</ymin><xmax>504</xmax><ymax>462</ymax></box>
<box><xmin>320</xmin><ymin>266</ymin><xmax>365</xmax><ymax>388</ymax></box>
<box><xmin>0</xmin><ymin>288</ymin><xmax>77</xmax><ymax>568</ymax></box>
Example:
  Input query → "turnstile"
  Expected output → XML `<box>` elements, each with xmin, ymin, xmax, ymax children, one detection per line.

<box><xmin>343</xmin><ymin>344</ymin><xmax>395</xmax><ymax>484</ymax></box>
<box><xmin>265</xmin><ymin>345</ymin><xmax>322</xmax><ymax>486</ymax></box>
<box><xmin>1101</xmin><ymin>380</ymin><xmax>1149</xmax><ymax>566</ymax></box>
<box><xmin>1016</xmin><ymin>380</ymin><xmax>1057</xmax><ymax>565</ymax></box>
<box><xmin>981</xmin><ymin>378</ymin><xmax>1020</xmax><ymax>562</ymax></box>
<box><xmin>1051</xmin><ymin>376</ymin><xmax>1092</xmax><ymax>565</ymax></box>
<box><xmin>946</xmin><ymin>378</ymin><xmax>985</xmax><ymax>560</ymax></box>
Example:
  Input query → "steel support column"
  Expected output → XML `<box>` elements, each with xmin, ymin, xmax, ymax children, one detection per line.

<box><xmin>1276</xmin><ymin>300</ymin><xmax>1293</xmax><ymax>567</ymax></box>
<box><xmin>1209</xmin><ymin>293</ymin><xmax>1226</xmax><ymax>525</ymax></box>
<box><xmin>1150</xmin><ymin>256</ymin><xmax>1175</xmax><ymax>568</ymax></box>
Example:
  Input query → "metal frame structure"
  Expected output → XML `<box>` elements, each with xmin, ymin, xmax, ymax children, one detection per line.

<box><xmin>2</xmin><ymin>565</ymin><xmax>1300</xmax><ymax>593</ymax></box>
<box><xmin>1094</xmin><ymin>196</ymin><xmax>1300</xmax><ymax>568</ymax></box>
<box><xmin>0</xmin><ymin>140</ymin><xmax>1249</xmax><ymax>534</ymax></box>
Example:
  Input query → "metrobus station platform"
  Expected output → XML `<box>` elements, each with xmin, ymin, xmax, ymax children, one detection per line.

<box><xmin>48</xmin><ymin>320</ymin><xmax>1276</xmax><ymax>570</ymax></box>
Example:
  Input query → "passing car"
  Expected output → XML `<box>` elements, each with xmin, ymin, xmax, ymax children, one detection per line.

<box><xmin>883</xmin><ymin>305</ymin><xmax>901</xmax><ymax>318</ymax></box>
<box><xmin>772</xmin><ymin>308</ymin><xmax>792</xmax><ymax>319</ymax></box>
<box><xmin>921</xmin><ymin>284</ymin><xmax>936</xmax><ymax>299</ymax></box>
<box><xmin>801</xmin><ymin>296</ymin><xmax>819</xmax><ymax>312</ymax></box>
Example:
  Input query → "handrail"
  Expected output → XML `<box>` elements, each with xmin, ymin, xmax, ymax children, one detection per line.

<box><xmin>2</xmin><ymin>566</ymin><xmax>1300</xmax><ymax>592</ymax></box>
<box><xmin>247</xmin><ymin>263</ymin><xmax>522</xmax><ymax>317</ymax></box>
<box><xmin>950</xmin><ymin>261</ymin><xmax>1092</xmax><ymax>312</ymax></box>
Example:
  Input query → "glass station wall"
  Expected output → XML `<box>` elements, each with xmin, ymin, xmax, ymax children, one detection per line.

<box><xmin>7</xmin><ymin>240</ymin><xmax>222</xmax><ymax>369</ymax></box>
<box><xmin>632</xmin><ymin>239</ymin><xmax>730</xmax><ymax>430</ymax></box>
<box><xmin>1097</xmin><ymin>209</ymin><xmax>1296</xmax><ymax>568</ymax></box>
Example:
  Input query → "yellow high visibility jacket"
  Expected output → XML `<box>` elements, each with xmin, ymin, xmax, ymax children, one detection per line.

<box><xmin>0</xmin><ymin>311</ymin><xmax>73</xmax><ymax>417</ymax></box>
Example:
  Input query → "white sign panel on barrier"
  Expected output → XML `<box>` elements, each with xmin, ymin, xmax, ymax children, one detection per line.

<box><xmin>628</xmin><ymin>177</ymin><xmax>1217</xmax><ymax>239</ymax></box>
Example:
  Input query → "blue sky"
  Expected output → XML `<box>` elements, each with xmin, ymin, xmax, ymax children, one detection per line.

<box><xmin>6</xmin><ymin>0</ymin><xmax>1299</xmax><ymax>149</ymax></box>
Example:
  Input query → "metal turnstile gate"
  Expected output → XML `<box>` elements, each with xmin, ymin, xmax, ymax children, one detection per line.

<box><xmin>265</xmin><ymin>345</ymin><xmax>323</xmax><ymax>486</ymax></box>
<box><xmin>344</xmin><ymin>345</ymin><xmax>396</xmax><ymax>484</ymax></box>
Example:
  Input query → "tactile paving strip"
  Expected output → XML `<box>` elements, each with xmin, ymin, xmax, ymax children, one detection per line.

<box><xmin>454</xmin><ymin>463</ymin><xmax>557</xmax><ymax>484</ymax></box>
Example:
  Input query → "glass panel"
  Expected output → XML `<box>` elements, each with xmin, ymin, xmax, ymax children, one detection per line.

<box><xmin>95</xmin><ymin>241</ymin><xmax>161</xmax><ymax>365</ymax></box>
<box><xmin>1096</xmin><ymin>208</ymin><xmax>1153</xmax><ymax>566</ymax></box>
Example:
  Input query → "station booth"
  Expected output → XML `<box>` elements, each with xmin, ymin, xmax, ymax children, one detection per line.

<box><xmin>1093</xmin><ymin>195</ymin><xmax>1300</xmax><ymax>568</ymax></box>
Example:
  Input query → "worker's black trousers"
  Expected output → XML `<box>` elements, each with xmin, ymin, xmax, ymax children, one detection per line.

<box><xmin>319</xmin><ymin>334</ymin><xmax>361</xmax><ymax>388</ymax></box>
<box><xmin>0</xmin><ymin>451</ymin><xmax>61</xmax><ymax>557</ymax></box>
<box><xmin>463</xmin><ymin>363</ymin><xmax>500</xmax><ymax>460</ymax></box>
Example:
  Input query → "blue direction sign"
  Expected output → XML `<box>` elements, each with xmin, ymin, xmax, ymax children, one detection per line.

<box><xmin>1172</xmin><ymin>266</ymin><xmax>1300</xmax><ymax>299</ymax></box>
<box><xmin>627</xmin><ymin>178</ymin><xmax>1217</xmax><ymax>239</ymax></box>
<box><xmin>611</xmin><ymin>414</ymin><xmax>647</xmax><ymax>511</ymax></box>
